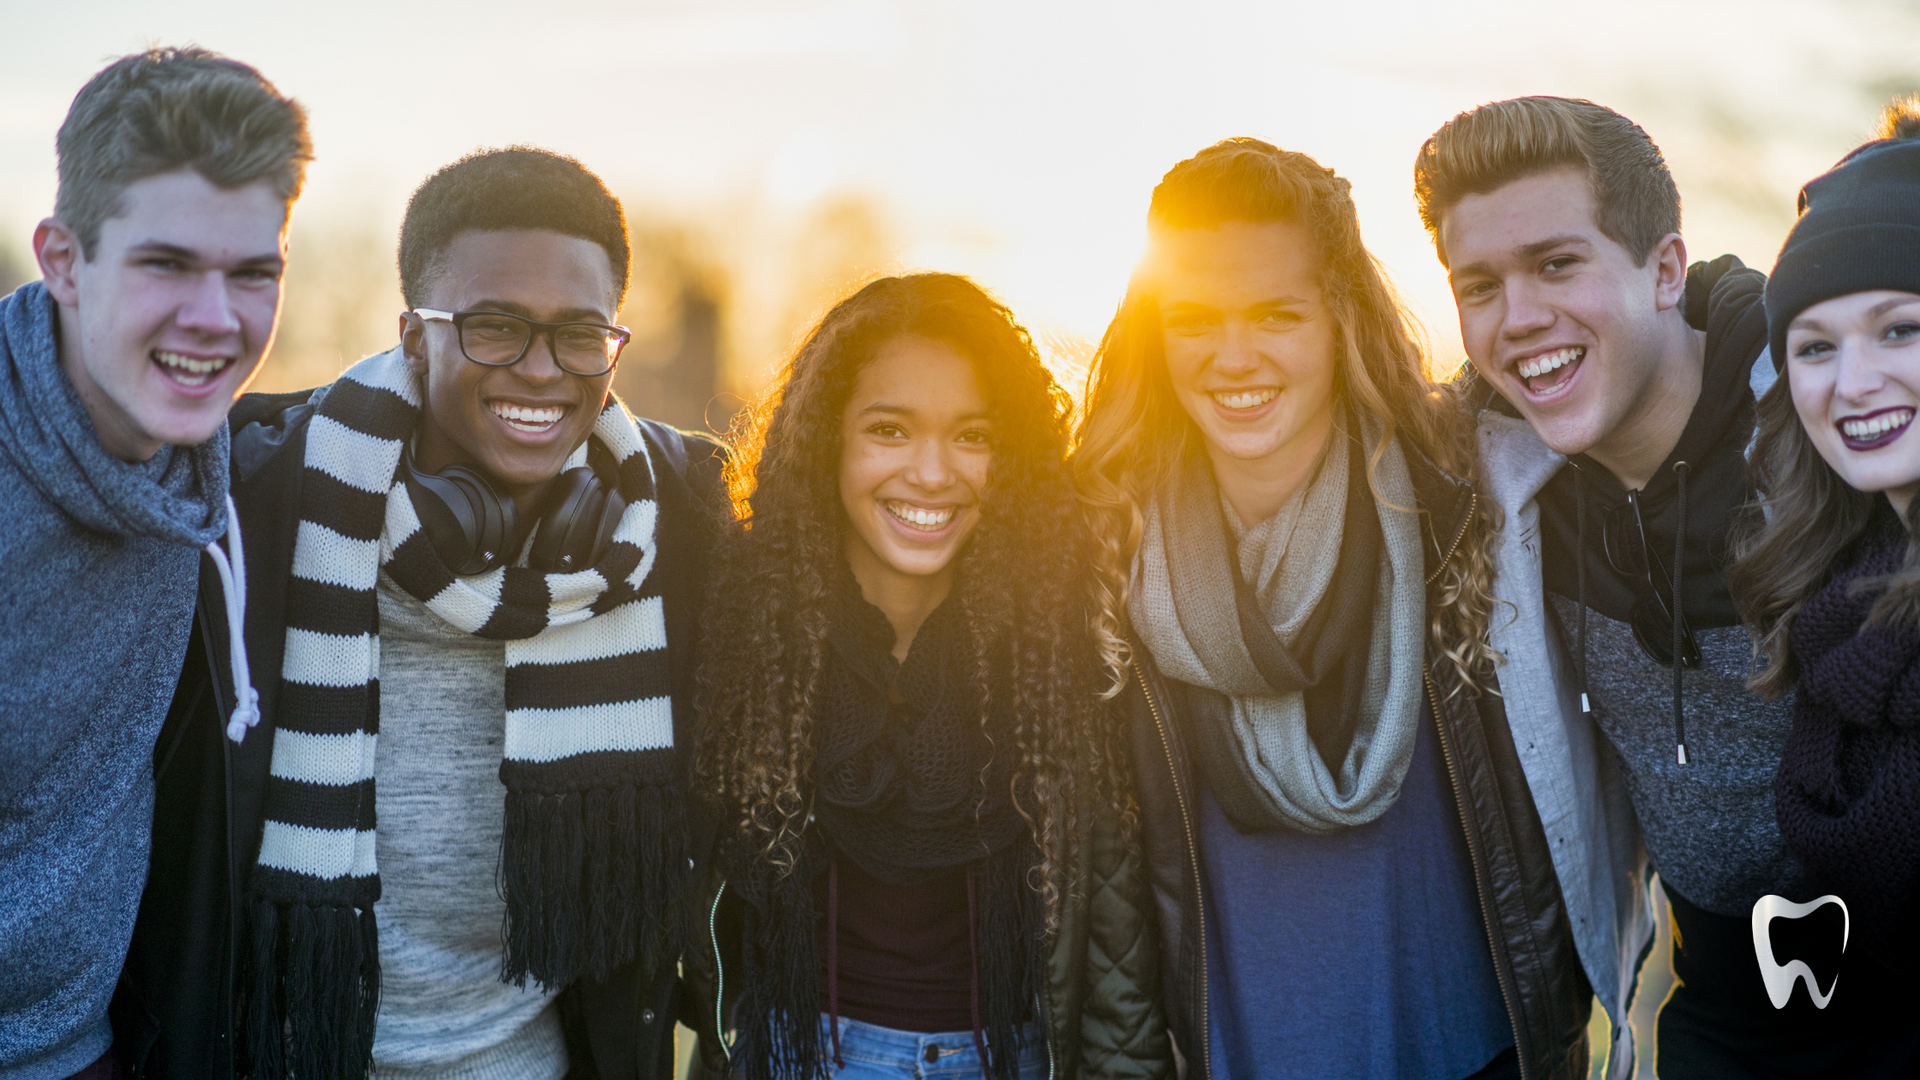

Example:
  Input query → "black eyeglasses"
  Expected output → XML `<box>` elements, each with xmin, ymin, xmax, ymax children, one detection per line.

<box><xmin>413</xmin><ymin>308</ymin><xmax>631</xmax><ymax>377</ymax></box>
<box><xmin>1601</xmin><ymin>489</ymin><xmax>1701</xmax><ymax>668</ymax></box>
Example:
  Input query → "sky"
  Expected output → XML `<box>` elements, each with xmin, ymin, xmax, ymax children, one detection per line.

<box><xmin>3</xmin><ymin>0</ymin><xmax>1914</xmax><ymax>386</ymax></box>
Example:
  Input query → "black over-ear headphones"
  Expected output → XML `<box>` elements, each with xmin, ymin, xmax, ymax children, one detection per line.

<box><xmin>403</xmin><ymin>445</ymin><xmax>628</xmax><ymax>576</ymax></box>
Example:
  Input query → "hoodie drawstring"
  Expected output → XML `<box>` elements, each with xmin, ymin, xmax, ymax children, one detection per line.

<box><xmin>1573</xmin><ymin>465</ymin><xmax>1591</xmax><ymax>715</ymax></box>
<box><xmin>204</xmin><ymin>494</ymin><xmax>259</xmax><ymax>744</ymax></box>
<box><xmin>1672</xmin><ymin>461</ymin><xmax>1690</xmax><ymax>765</ymax></box>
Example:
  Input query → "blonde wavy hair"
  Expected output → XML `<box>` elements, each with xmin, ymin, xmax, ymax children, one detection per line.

<box><xmin>1072</xmin><ymin>138</ymin><xmax>1501</xmax><ymax>698</ymax></box>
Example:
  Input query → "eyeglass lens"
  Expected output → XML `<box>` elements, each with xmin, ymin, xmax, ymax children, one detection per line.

<box><xmin>460</xmin><ymin>313</ymin><xmax>622</xmax><ymax>375</ymax></box>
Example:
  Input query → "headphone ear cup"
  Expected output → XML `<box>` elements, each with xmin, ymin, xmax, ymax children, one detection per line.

<box><xmin>588</xmin><ymin>485</ymin><xmax>627</xmax><ymax>568</ymax></box>
<box><xmin>528</xmin><ymin>467</ymin><xmax>600</xmax><ymax>573</ymax></box>
<box><xmin>405</xmin><ymin>457</ymin><xmax>517</xmax><ymax>575</ymax></box>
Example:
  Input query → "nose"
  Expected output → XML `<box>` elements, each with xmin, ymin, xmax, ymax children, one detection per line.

<box><xmin>902</xmin><ymin>435</ymin><xmax>958</xmax><ymax>492</ymax></box>
<box><xmin>1214</xmin><ymin>319</ymin><xmax>1260</xmax><ymax>377</ymax></box>
<box><xmin>1832</xmin><ymin>338</ymin><xmax>1888</xmax><ymax>406</ymax></box>
<box><xmin>513</xmin><ymin>328</ymin><xmax>567</xmax><ymax>385</ymax></box>
<box><xmin>1499</xmin><ymin>277</ymin><xmax>1553</xmax><ymax>341</ymax></box>
<box><xmin>177</xmin><ymin>269</ymin><xmax>243</xmax><ymax>337</ymax></box>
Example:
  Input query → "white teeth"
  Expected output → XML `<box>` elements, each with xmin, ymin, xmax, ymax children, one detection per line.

<box><xmin>1213</xmin><ymin>388</ymin><xmax>1278</xmax><ymax>410</ymax></box>
<box><xmin>886</xmin><ymin>502</ymin><xmax>957</xmax><ymax>530</ymax></box>
<box><xmin>489</xmin><ymin>402</ymin><xmax>566</xmax><ymax>431</ymax></box>
<box><xmin>1518</xmin><ymin>347</ymin><xmax>1583</xmax><ymax>380</ymax></box>
<box><xmin>153</xmin><ymin>350</ymin><xmax>232</xmax><ymax>386</ymax></box>
<box><xmin>1841</xmin><ymin>409</ymin><xmax>1916</xmax><ymax>440</ymax></box>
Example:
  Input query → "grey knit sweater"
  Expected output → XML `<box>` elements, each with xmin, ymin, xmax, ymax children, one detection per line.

<box><xmin>0</xmin><ymin>283</ymin><xmax>228</xmax><ymax>1078</ymax></box>
<box><xmin>1554</xmin><ymin>598</ymin><xmax>1808</xmax><ymax>914</ymax></box>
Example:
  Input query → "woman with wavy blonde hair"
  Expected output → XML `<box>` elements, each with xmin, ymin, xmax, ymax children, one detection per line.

<box><xmin>1073</xmin><ymin>139</ymin><xmax>1591</xmax><ymax>1079</ymax></box>
<box><xmin>683</xmin><ymin>273</ymin><xmax>1167</xmax><ymax>1080</ymax></box>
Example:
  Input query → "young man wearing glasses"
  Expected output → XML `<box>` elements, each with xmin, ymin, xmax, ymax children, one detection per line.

<box><xmin>119</xmin><ymin>148</ymin><xmax>723</xmax><ymax>1080</ymax></box>
<box><xmin>1414</xmin><ymin>98</ymin><xmax>1906</xmax><ymax>1077</ymax></box>
<box><xmin>1</xmin><ymin>48</ymin><xmax>308</xmax><ymax>1080</ymax></box>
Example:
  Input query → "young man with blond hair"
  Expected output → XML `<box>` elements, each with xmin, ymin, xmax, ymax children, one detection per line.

<box><xmin>0</xmin><ymin>48</ymin><xmax>309</xmax><ymax>1080</ymax></box>
<box><xmin>1415</xmin><ymin>96</ymin><xmax>1909</xmax><ymax>1077</ymax></box>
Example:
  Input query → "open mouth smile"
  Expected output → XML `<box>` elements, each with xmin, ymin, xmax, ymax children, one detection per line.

<box><xmin>1515</xmin><ymin>346</ymin><xmax>1585</xmax><ymax>397</ymax></box>
<box><xmin>489</xmin><ymin>401</ymin><xmax>569</xmax><ymax>433</ymax></box>
<box><xmin>153</xmin><ymin>349</ymin><xmax>236</xmax><ymax>389</ymax></box>
<box><xmin>1211</xmin><ymin>387</ymin><xmax>1278</xmax><ymax>412</ymax></box>
<box><xmin>885</xmin><ymin>501</ymin><xmax>959</xmax><ymax>532</ymax></box>
<box><xmin>1838</xmin><ymin>406</ymin><xmax>1915</xmax><ymax>451</ymax></box>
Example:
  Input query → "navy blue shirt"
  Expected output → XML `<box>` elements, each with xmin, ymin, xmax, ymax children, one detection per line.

<box><xmin>1199</xmin><ymin>701</ymin><xmax>1512</xmax><ymax>1079</ymax></box>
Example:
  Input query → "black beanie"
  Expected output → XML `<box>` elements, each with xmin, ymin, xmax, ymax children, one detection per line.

<box><xmin>1765</xmin><ymin>137</ymin><xmax>1920</xmax><ymax>367</ymax></box>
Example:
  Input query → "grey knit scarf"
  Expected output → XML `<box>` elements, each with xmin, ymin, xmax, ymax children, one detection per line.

<box><xmin>1130</xmin><ymin>417</ymin><xmax>1426</xmax><ymax>833</ymax></box>
<box><xmin>0</xmin><ymin>282</ymin><xmax>228</xmax><ymax>544</ymax></box>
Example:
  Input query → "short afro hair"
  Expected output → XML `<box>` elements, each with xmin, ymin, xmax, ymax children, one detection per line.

<box><xmin>397</xmin><ymin>147</ymin><xmax>630</xmax><ymax>308</ymax></box>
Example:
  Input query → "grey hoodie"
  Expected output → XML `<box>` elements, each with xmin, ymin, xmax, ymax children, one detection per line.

<box><xmin>0</xmin><ymin>282</ymin><xmax>228</xmax><ymax>1079</ymax></box>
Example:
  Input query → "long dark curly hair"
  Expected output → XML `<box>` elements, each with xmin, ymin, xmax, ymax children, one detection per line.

<box><xmin>696</xmin><ymin>272</ymin><xmax>1126</xmax><ymax>928</ymax></box>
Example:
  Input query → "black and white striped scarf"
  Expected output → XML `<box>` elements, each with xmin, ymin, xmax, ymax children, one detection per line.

<box><xmin>243</xmin><ymin>348</ymin><xmax>686</xmax><ymax>1080</ymax></box>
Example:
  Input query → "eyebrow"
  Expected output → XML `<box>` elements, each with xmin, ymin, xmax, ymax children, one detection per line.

<box><xmin>1791</xmin><ymin>295</ymin><xmax>1920</xmax><ymax>332</ymax></box>
<box><xmin>1449</xmin><ymin>235</ymin><xmax>1593</xmax><ymax>283</ymax></box>
<box><xmin>1163</xmin><ymin>296</ymin><xmax>1312</xmax><ymax>312</ymax></box>
<box><xmin>469</xmin><ymin>299</ymin><xmax>612</xmax><ymax>322</ymax></box>
<box><xmin>127</xmin><ymin>240</ymin><xmax>284</xmax><ymax>270</ymax></box>
<box><xmin>859</xmin><ymin>402</ymin><xmax>994</xmax><ymax>422</ymax></box>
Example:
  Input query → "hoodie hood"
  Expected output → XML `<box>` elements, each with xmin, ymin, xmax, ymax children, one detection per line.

<box><xmin>1529</xmin><ymin>255</ymin><xmax>1768</xmax><ymax>632</ymax></box>
<box><xmin>0</xmin><ymin>281</ymin><xmax>228</xmax><ymax>545</ymax></box>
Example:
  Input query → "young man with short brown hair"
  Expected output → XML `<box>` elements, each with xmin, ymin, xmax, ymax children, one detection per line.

<box><xmin>1416</xmin><ymin>95</ymin><xmax>1909</xmax><ymax>1077</ymax></box>
<box><xmin>0</xmin><ymin>47</ymin><xmax>308</xmax><ymax>1080</ymax></box>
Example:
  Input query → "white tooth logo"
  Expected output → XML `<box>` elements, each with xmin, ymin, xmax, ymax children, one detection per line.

<box><xmin>1751</xmin><ymin>894</ymin><xmax>1849</xmax><ymax>1010</ymax></box>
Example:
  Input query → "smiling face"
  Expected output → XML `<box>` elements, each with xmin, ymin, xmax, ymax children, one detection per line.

<box><xmin>838</xmin><ymin>333</ymin><xmax>993</xmax><ymax>609</ymax></box>
<box><xmin>36</xmin><ymin>169</ymin><xmax>288</xmax><ymax>461</ymax></box>
<box><xmin>1442</xmin><ymin>168</ymin><xmax>1687</xmax><ymax>469</ymax></box>
<box><xmin>1786</xmin><ymin>290</ymin><xmax>1920</xmax><ymax>518</ymax></box>
<box><xmin>405</xmin><ymin>229</ymin><xmax>619</xmax><ymax>511</ymax></box>
<box><xmin>1151</xmin><ymin>219</ymin><xmax>1337</xmax><ymax>522</ymax></box>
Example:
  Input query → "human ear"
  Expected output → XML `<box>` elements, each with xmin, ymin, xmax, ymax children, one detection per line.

<box><xmin>1650</xmin><ymin>232</ymin><xmax>1689</xmax><ymax>313</ymax></box>
<box><xmin>34</xmin><ymin>219</ymin><xmax>83</xmax><ymax>308</ymax></box>
<box><xmin>400</xmin><ymin>312</ymin><xmax>429</xmax><ymax>374</ymax></box>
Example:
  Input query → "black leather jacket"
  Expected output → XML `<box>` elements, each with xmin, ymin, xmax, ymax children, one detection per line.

<box><xmin>1123</xmin><ymin>452</ymin><xmax>1594</xmax><ymax>1080</ymax></box>
<box><xmin>109</xmin><ymin>389</ymin><xmax>726</xmax><ymax>1080</ymax></box>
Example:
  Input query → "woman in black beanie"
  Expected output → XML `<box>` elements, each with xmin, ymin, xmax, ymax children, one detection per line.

<box><xmin>1729</xmin><ymin>95</ymin><xmax>1920</xmax><ymax>1075</ymax></box>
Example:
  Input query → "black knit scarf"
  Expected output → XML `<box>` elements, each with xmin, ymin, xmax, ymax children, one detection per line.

<box><xmin>727</xmin><ymin>570</ymin><xmax>1043</xmax><ymax>1080</ymax></box>
<box><xmin>241</xmin><ymin>349</ymin><xmax>687</xmax><ymax>1080</ymax></box>
<box><xmin>1778</xmin><ymin>501</ymin><xmax>1920</xmax><ymax>966</ymax></box>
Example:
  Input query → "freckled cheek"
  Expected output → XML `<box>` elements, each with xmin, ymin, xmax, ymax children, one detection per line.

<box><xmin>1161</xmin><ymin>342</ymin><xmax>1207</xmax><ymax>396</ymax></box>
<box><xmin>838</xmin><ymin>445</ymin><xmax>891</xmax><ymax>506</ymax></box>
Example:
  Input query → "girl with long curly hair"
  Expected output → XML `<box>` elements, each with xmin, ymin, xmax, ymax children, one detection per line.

<box><xmin>685</xmin><ymin>273</ymin><xmax>1168</xmax><ymax>1080</ymax></box>
<box><xmin>1072</xmin><ymin>139</ymin><xmax>1592</xmax><ymax>1079</ymax></box>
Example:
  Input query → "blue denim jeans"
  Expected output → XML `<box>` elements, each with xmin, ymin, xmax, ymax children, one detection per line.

<box><xmin>815</xmin><ymin>1015</ymin><xmax>1047</xmax><ymax>1080</ymax></box>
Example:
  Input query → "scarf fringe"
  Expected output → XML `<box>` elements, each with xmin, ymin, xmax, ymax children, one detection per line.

<box><xmin>730</xmin><ymin>841</ymin><xmax>1044</xmax><ymax>1080</ymax></box>
<box><xmin>734</xmin><ymin>849</ymin><xmax>830</xmax><ymax>1080</ymax></box>
<box><xmin>977</xmin><ymin>845</ymin><xmax>1044</xmax><ymax>1080</ymax></box>
<box><xmin>242</xmin><ymin>894</ymin><xmax>380</xmax><ymax>1080</ymax></box>
<box><xmin>499</xmin><ymin>780</ymin><xmax>689</xmax><ymax>989</ymax></box>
